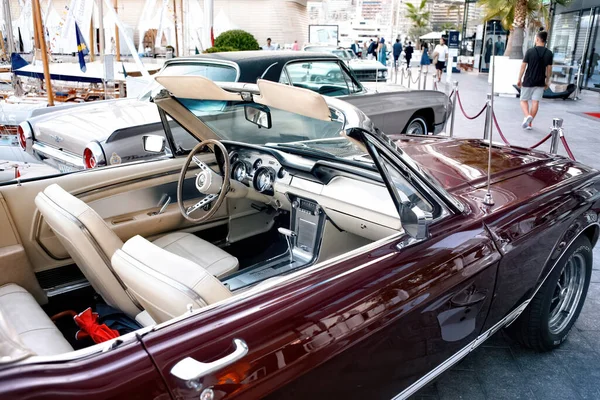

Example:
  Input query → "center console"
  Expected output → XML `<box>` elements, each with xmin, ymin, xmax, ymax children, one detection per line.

<box><xmin>222</xmin><ymin>195</ymin><xmax>325</xmax><ymax>291</ymax></box>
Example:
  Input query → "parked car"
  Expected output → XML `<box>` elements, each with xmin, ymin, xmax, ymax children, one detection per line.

<box><xmin>18</xmin><ymin>51</ymin><xmax>448</xmax><ymax>173</ymax></box>
<box><xmin>304</xmin><ymin>45</ymin><xmax>389</xmax><ymax>82</ymax></box>
<box><xmin>0</xmin><ymin>77</ymin><xmax>598</xmax><ymax>399</ymax></box>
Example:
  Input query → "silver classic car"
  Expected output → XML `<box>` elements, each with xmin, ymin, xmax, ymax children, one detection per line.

<box><xmin>19</xmin><ymin>51</ymin><xmax>448</xmax><ymax>173</ymax></box>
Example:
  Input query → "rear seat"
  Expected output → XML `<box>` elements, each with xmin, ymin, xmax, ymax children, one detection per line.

<box><xmin>0</xmin><ymin>284</ymin><xmax>73</xmax><ymax>357</ymax></box>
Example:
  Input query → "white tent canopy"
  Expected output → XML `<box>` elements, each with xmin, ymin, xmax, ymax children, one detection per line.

<box><xmin>420</xmin><ymin>31</ymin><xmax>444</xmax><ymax>40</ymax></box>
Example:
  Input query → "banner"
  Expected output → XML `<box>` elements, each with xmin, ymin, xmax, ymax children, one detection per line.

<box><xmin>62</xmin><ymin>0</ymin><xmax>93</xmax><ymax>43</ymax></box>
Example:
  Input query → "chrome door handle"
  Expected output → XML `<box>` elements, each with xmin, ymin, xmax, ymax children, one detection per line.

<box><xmin>170</xmin><ymin>338</ymin><xmax>248</xmax><ymax>382</ymax></box>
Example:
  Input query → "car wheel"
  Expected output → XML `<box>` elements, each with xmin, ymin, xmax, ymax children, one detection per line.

<box><xmin>506</xmin><ymin>235</ymin><xmax>592</xmax><ymax>351</ymax></box>
<box><xmin>405</xmin><ymin>116</ymin><xmax>428</xmax><ymax>135</ymax></box>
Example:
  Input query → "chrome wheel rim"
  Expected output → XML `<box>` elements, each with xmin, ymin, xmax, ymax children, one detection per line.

<box><xmin>548</xmin><ymin>253</ymin><xmax>586</xmax><ymax>335</ymax></box>
<box><xmin>407</xmin><ymin>120</ymin><xmax>426</xmax><ymax>135</ymax></box>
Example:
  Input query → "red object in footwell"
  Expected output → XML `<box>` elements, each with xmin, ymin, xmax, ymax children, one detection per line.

<box><xmin>74</xmin><ymin>307</ymin><xmax>119</xmax><ymax>343</ymax></box>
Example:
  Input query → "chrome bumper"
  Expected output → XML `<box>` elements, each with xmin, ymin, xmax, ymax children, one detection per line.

<box><xmin>32</xmin><ymin>142</ymin><xmax>85</xmax><ymax>170</ymax></box>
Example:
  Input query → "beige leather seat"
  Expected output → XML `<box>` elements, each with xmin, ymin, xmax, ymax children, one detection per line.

<box><xmin>0</xmin><ymin>284</ymin><xmax>73</xmax><ymax>358</ymax></box>
<box><xmin>112</xmin><ymin>235</ymin><xmax>232</xmax><ymax>324</ymax></box>
<box><xmin>35</xmin><ymin>184</ymin><xmax>238</xmax><ymax>318</ymax></box>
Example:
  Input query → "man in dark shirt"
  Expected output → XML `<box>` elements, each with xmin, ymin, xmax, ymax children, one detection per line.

<box><xmin>367</xmin><ymin>39</ymin><xmax>377</xmax><ymax>60</ymax></box>
<box><xmin>404</xmin><ymin>42</ymin><xmax>414</xmax><ymax>67</ymax></box>
<box><xmin>517</xmin><ymin>31</ymin><xmax>553</xmax><ymax>130</ymax></box>
<box><xmin>393</xmin><ymin>39</ymin><xmax>403</xmax><ymax>68</ymax></box>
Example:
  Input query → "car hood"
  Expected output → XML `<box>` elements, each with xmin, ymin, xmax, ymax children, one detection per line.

<box><xmin>393</xmin><ymin>136</ymin><xmax>562</xmax><ymax>192</ymax></box>
<box><xmin>348</xmin><ymin>59</ymin><xmax>386</xmax><ymax>70</ymax></box>
<box><xmin>31</xmin><ymin>99</ymin><xmax>160</xmax><ymax>155</ymax></box>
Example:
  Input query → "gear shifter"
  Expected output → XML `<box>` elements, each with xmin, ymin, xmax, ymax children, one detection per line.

<box><xmin>278</xmin><ymin>227</ymin><xmax>296</xmax><ymax>262</ymax></box>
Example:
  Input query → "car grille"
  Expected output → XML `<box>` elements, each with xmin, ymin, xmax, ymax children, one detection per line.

<box><xmin>354</xmin><ymin>70</ymin><xmax>378</xmax><ymax>81</ymax></box>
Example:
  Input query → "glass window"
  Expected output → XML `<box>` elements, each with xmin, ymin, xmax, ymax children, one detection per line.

<box><xmin>283</xmin><ymin>61</ymin><xmax>362</xmax><ymax>96</ymax></box>
<box><xmin>379</xmin><ymin>155</ymin><xmax>433</xmax><ymax>214</ymax></box>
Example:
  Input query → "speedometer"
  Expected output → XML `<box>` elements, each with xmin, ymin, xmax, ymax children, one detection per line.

<box><xmin>231</xmin><ymin>161</ymin><xmax>248</xmax><ymax>181</ymax></box>
<box><xmin>253</xmin><ymin>167</ymin><xmax>275</xmax><ymax>193</ymax></box>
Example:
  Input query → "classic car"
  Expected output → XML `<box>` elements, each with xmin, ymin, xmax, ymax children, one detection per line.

<box><xmin>18</xmin><ymin>51</ymin><xmax>447</xmax><ymax>174</ymax></box>
<box><xmin>0</xmin><ymin>76</ymin><xmax>598</xmax><ymax>400</ymax></box>
<box><xmin>304</xmin><ymin>45</ymin><xmax>389</xmax><ymax>82</ymax></box>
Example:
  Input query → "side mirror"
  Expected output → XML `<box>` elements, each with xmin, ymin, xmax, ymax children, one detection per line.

<box><xmin>301</xmin><ymin>63</ymin><xmax>312</xmax><ymax>70</ymax></box>
<box><xmin>143</xmin><ymin>135</ymin><xmax>166</xmax><ymax>153</ymax></box>
<box><xmin>400</xmin><ymin>202</ymin><xmax>432</xmax><ymax>240</ymax></box>
<box><xmin>244</xmin><ymin>105</ymin><xmax>272</xmax><ymax>129</ymax></box>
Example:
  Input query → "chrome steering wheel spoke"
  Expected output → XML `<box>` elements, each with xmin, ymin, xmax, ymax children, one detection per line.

<box><xmin>186</xmin><ymin>194</ymin><xmax>218</xmax><ymax>216</ymax></box>
<box><xmin>192</xmin><ymin>155</ymin><xmax>210</xmax><ymax>171</ymax></box>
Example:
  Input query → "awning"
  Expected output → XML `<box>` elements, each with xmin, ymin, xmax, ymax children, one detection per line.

<box><xmin>420</xmin><ymin>31</ymin><xmax>444</xmax><ymax>40</ymax></box>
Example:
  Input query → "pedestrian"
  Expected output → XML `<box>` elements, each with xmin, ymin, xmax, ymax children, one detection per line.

<box><xmin>367</xmin><ymin>39</ymin><xmax>377</xmax><ymax>60</ymax></box>
<box><xmin>362</xmin><ymin>41</ymin><xmax>368</xmax><ymax>59</ymax></box>
<box><xmin>517</xmin><ymin>30</ymin><xmax>553</xmax><ymax>130</ymax></box>
<box><xmin>351</xmin><ymin>40</ymin><xmax>360</xmax><ymax>56</ymax></box>
<box><xmin>262</xmin><ymin>38</ymin><xmax>276</xmax><ymax>51</ymax></box>
<box><xmin>404</xmin><ymin>41</ymin><xmax>414</xmax><ymax>68</ymax></box>
<box><xmin>420</xmin><ymin>42</ymin><xmax>431</xmax><ymax>69</ymax></box>
<box><xmin>432</xmin><ymin>37</ymin><xmax>449</xmax><ymax>82</ymax></box>
<box><xmin>495</xmin><ymin>35</ymin><xmax>505</xmax><ymax>56</ymax></box>
<box><xmin>378</xmin><ymin>37</ymin><xmax>387</xmax><ymax>66</ymax></box>
<box><xmin>292</xmin><ymin>40</ymin><xmax>300</xmax><ymax>51</ymax></box>
<box><xmin>393</xmin><ymin>39</ymin><xmax>402</xmax><ymax>68</ymax></box>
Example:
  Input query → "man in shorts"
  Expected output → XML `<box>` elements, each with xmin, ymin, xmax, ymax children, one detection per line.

<box><xmin>517</xmin><ymin>31</ymin><xmax>553</xmax><ymax>130</ymax></box>
<box><xmin>433</xmin><ymin>38</ymin><xmax>448</xmax><ymax>82</ymax></box>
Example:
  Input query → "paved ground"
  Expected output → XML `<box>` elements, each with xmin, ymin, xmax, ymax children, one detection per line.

<box><xmin>409</xmin><ymin>71</ymin><xmax>600</xmax><ymax>399</ymax></box>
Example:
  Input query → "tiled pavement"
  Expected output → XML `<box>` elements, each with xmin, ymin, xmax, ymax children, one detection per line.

<box><xmin>410</xmin><ymin>72</ymin><xmax>600</xmax><ymax>399</ymax></box>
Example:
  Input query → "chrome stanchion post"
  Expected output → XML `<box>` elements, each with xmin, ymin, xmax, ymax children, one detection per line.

<box><xmin>394</xmin><ymin>64</ymin><xmax>398</xmax><ymax>84</ymax></box>
<box><xmin>574</xmin><ymin>64</ymin><xmax>582</xmax><ymax>100</ymax></box>
<box><xmin>422</xmin><ymin>69</ymin><xmax>428</xmax><ymax>90</ymax></box>
<box><xmin>408</xmin><ymin>68</ymin><xmax>412</xmax><ymax>88</ymax></box>
<box><xmin>449</xmin><ymin>80</ymin><xmax>458</xmax><ymax>137</ymax></box>
<box><xmin>483</xmin><ymin>93</ymin><xmax>492</xmax><ymax>141</ymax></box>
<box><xmin>549</xmin><ymin>118</ymin><xmax>563</xmax><ymax>154</ymax></box>
<box><xmin>400</xmin><ymin>67</ymin><xmax>405</xmax><ymax>86</ymax></box>
<box><xmin>417</xmin><ymin>67</ymin><xmax>422</xmax><ymax>90</ymax></box>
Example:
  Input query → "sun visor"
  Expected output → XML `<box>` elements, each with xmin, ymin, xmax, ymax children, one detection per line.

<box><xmin>255</xmin><ymin>79</ymin><xmax>332</xmax><ymax>122</ymax></box>
<box><xmin>154</xmin><ymin>75</ymin><xmax>242</xmax><ymax>102</ymax></box>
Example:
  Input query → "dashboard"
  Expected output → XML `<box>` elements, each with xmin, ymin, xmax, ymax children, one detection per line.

<box><xmin>228</xmin><ymin>145</ymin><xmax>289</xmax><ymax>196</ymax></box>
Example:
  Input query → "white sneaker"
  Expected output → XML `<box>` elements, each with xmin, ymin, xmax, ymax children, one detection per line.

<box><xmin>525</xmin><ymin>125</ymin><xmax>532</xmax><ymax>130</ymax></box>
<box><xmin>522</xmin><ymin>115</ymin><xmax>533</xmax><ymax>129</ymax></box>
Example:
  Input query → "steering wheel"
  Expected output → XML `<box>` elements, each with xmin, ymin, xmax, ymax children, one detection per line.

<box><xmin>177</xmin><ymin>139</ymin><xmax>231</xmax><ymax>223</ymax></box>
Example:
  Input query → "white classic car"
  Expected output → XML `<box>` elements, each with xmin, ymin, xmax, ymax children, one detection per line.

<box><xmin>304</xmin><ymin>45</ymin><xmax>388</xmax><ymax>82</ymax></box>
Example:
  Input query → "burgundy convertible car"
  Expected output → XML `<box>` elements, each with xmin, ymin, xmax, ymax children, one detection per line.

<box><xmin>0</xmin><ymin>76</ymin><xmax>598</xmax><ymax>400</ymax></box>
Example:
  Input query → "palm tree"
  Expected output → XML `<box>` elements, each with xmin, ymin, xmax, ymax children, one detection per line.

<box><xmin>446</xmin><ymin>3</ymin><xmax>464</xmax><ymax>32</ymax></box>
<box><xmin>479</xmin><ymin>0</ymin><xmax>571</xmax><ymax>58</ymax></box>
<box><xmin>406</xmin><ymin>0</ymin><xmax>431</xmax><ymax>47</ymax></box>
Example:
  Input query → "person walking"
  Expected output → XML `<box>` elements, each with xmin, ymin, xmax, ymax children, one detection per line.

<box><xmin>432</xmin><ymin>37</ymin><xmax>449</xmax><ymax>82</ymax></box>
<box><xmin>404</xmin><ymin>41</ymin><xmax>414</xmax><ymax>68</ymax></box>
<box><xmin>351</xmin><ymin>40</ymin><xmax>360</xmax><ymax>56</ymax></box>
<box><xmin>262</xmin><ymin>38</ymin><xmax>276</xmax><ymax>51</ymax></box>
<box><xmin>367</xmin><ymin>39</ymin><xmax>376</xmax><ymax>60</ymax></box>
<box><xmin>292</xmin><ymin>40</ymin><xmax>300</xmax><ymax>51</ymax></box>
<box><xmin>517</xmin><ymin>30</ymin><xmax>553</xmax><ymax>130</ymax></box>
<box><xmin>378</xmin><ymin>37</ymin><xmax>387</xmax><ymax>66</ymax></box>
<box><xmin>420</xmin><ymin>42</ymin><xmax>431</xmax><ymax>69</ymax></box>
<box><xmin>393</xmin><ymin>39</ymin><xmax>402</xmax><ymax>68</ymax></box>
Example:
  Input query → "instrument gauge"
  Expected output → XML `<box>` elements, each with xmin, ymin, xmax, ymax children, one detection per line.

<box><xmin>231</xmin><ymin>161</ymin><xmax>248</xmax><ymax>181</ymax></box>
<box><xmin>253</xmin><ymin>159</ymin><xmax>263</xmax><ymax>170</ymax></box>
<box><xmin>229</xmin><ymin>151</ymin><xmax>239</xmax><ymax>164</ymax></box>
<box><xmin>253</xmin><ymin>167</ymin><xmax>275</xmax><ymax>193</ymax></box>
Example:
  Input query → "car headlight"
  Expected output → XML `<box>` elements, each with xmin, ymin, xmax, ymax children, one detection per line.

<box><xmin>378</xmin><ymin>70</ymin><xmax>387</xmax><ymax>78</ymax></box>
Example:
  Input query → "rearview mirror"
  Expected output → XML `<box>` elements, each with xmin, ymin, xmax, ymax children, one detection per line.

<box><xmin>400</xmin><ymin>202</ymin><xmax>432</xmax><ymax>240</ymax></box>
<box><xmin>143</xmin><ymin>135</ymin><xmax>166</xmax><ymax>153</ymax></box>
<box><xmin>244</xmin><ymin>105</ymin><xmax>272</xmax><ymax>129</ymax></box>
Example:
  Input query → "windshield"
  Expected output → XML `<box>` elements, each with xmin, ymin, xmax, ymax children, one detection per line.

<box><xmin>139</xmin><ymin>62</ymin><xmax>238</xmax><ymax>100</ymax></box>
<box><xmin>177</xmin><ymin>98</ymin><xmax>350</xmax><ymax>149</ymax></box>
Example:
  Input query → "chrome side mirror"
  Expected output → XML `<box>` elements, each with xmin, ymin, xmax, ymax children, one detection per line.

<box><xmin>400</xmin><ymin>202</ymin><xmax>432</xmax><ymax>240</ymax></box>
<box><xmin>143</xmin><ymin>135</ymin><xmax>166</xmax><ymax>153</ymax></box>
<box><xmin>244</xmin><ymin>105</ymin><xmax>272</xmax><ymax>129</ymax></box>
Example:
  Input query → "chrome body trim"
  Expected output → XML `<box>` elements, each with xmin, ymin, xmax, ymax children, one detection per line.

<box><xmin>45</xmin><ymin>280</ymin><xmax>91</xmax><ymax>297</ymax></box>
<box><xmin>85</xmin><ymin>141</ymin><xmax>107</xmax><ymax>168</ymax></box>
<box><xmin>32</xmin><ymin>142</ymin><xmax>85</xmax><ymax>169</ymax></box>
<box><xmin>392</xmin><ymin>220</ymin><xmax>600</xmax><ymax>399</ymax></box>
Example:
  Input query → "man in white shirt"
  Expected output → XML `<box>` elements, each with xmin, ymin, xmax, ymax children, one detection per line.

<box><xmin>262</xmin><ymin>38</ymin><xmax>276</xmax><ymax>51</ymax></box>
<box><xmin>433</xmin><ymin>38</ymin><xmax>449</xmax><ymax>82</ymax></box>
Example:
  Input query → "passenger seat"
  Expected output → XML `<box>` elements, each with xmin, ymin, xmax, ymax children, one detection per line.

<box><xmin>0</xmin><ymin>284</ymin><xmax>73</xmax><ymax>358</ymax></box>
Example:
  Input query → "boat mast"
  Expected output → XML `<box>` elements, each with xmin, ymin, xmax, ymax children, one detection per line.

<box><xmin>114</xmin><ymin>0</ymin><xmax>120</xmax><ymax>61</ymax></box>
<box><xmin>3</xmin><ymin>0</ymin><xmax>14</xmax><ymax>55</ymax></box>
<box><xmin>32</xmin><ymin>0</ymin><xmax>54</xmax><ymax>106</ymax></box>
<box><xmin>173</xmin><ymin>0</ymin><xmax>179</xmax><ymax>56</ymax></box>
<box><xmin>89</xmin><ymin>10</ymin><xmax>95</xmax><ymax>62</ymax></box>
<box><xmin>98</xmin><ymin>0</ymin><xmax>105</xmax><ymax>62</ymax></box>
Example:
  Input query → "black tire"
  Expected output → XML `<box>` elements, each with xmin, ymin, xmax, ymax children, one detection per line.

<box><xmin>404</xmin><ymin>116</ymin><xmax>429</xmax><ymax>135</ymax></box>
<box><xmin>506</xmin><ymin>235</ymin><xmax>592</xmax><ymax>351</ymax></box>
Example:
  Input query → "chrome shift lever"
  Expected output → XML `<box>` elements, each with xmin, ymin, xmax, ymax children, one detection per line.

<box><xmin>278</xmin><ymin>227</ymin><xmax>296</xmax><ymax>262</ymax></box>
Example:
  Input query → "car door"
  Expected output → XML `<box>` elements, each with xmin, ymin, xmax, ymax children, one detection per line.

<box><xmin>142</xmin><ymin>136</ymin><xmax>500</xmax><ymax>400</ymax></box>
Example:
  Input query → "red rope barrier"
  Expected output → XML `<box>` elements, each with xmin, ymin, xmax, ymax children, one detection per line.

<box><xmin>560</xmin><ymin>136</ymin><xmax>576</xmax><ymax>161</ymax></box>
<box><xmin>528</xmin><ymin>133</ymin><xmax>552</xmax><ymax>149</ymax></box>
<box><xmin>491</xmin><ymin>112</ymin><xmax>511</xmax><ymax>145</ymax></box>
<box><xmin>456</xmin><ymin>92</ymin><xmax>487</xmax><ymax>120</ymax></box>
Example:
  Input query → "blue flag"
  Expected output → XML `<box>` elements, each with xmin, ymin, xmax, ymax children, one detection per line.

<box><xmin>75</xmin><ymin>22</ymin><xmax>89</xmax><ymax>72</ymax></box>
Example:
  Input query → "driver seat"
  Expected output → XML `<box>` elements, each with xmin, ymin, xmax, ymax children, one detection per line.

<box><xmin>35</xmin><ymin>184</ymin><xmax>238</xmax><ymax>317</ymax></box>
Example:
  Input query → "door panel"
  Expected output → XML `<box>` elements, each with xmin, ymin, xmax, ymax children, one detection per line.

<box><xmin>144</xmin><ymin>219</ymin><xmax>499</xmax><ymax>400</ymax></box>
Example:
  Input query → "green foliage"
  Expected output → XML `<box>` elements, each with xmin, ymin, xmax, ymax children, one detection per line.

<box><xmin>406</xmin><ymin>0</ymin><xmax>431</xmax><ymax>41</ymax></box>
<box><xmin>214</xmin><ymin>30</ymin><xmax>260</xmax><ymax>51</ymax></box>
<box><xmin>478</xmin><ymin>0</ymin><xmax>572</xmax><ymax>30</ymax></box>
<box><xmin>204</xmin><ymin>46</ymin><xmax>237</xmax><ymax>53</ymax></box>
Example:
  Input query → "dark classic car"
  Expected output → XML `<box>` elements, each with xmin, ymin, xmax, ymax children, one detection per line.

<box><xmin>0</xmin><ymin>77</ymin><xmax>597</xmax><ymax>400</ymax></box>
<box><xmin>18</xmin><ymin>51</ymin><xmax>447</xmax><ymax>174</ymax></box>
